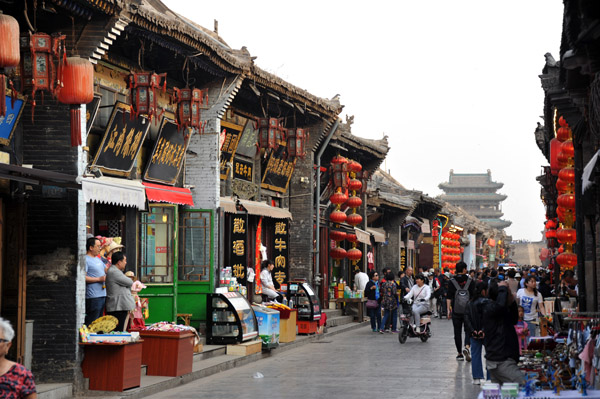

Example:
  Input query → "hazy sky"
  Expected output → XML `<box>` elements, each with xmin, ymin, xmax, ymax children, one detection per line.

<box><xmin>164</xmin><ymin>0</ymin><xmax>564</xmax><ymax>241</ymax></box>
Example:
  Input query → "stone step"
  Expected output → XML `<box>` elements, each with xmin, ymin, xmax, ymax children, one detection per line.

<box><xmin>37</xmin><ymin>383</ymin><xmax>72</xmax><ymax>399</ymax></box>
<box><xmin>322</xmin><ymin>308</ymin><xmax>343</xmax><ymax>318</ymax></box>
<box><xmin>326</xmin><ymin>315</ymin><xmax>355</xmax><ymax>328</ymax></box>
<box><xmin>193</xmin><ymin>344</ymin><xmax>226</xmax><ymax>362</ymax></box>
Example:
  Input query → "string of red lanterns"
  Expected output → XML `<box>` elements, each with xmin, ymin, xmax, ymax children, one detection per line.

<box><xmin>440</xmin><ymin>232</ymin><xmax>461</xmax><ymax>271</ymax></box>
<box><xmin>554</xmin><ymin>116</ymin><xmax>577</xmax><ymax>270</ymax></box>
<box><xmin>329</xmin><ymin>155</ymin><xmax>349</xmax><ymax>264</ymax></box>
<box><xmin>345</xmin><ymin>160</ymin><xmax>363</xmax><ymax>267</ymax></box>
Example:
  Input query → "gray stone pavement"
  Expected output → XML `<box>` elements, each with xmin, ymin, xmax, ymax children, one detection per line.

<box><xmin>143</xmin><ymin>317</ymin><xmax>482</xmax><ymax>399</ymax></box>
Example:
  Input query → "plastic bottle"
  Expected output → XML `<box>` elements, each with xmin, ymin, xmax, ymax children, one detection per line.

<box><xmin>289</xmin><ymin>298</ymin><xmax>294</xmax><ymax>308</ymax></box>
<box><xmin>283</xmin><ymin>297</ymin><xmax>288</xmax><ymax>306</ymax></box>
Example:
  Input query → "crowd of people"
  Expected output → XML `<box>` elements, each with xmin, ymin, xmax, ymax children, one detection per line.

<box><xmin>360</xmin><ymin>261</ymin><xmax>579</xmax><ymax>386</ymax></box>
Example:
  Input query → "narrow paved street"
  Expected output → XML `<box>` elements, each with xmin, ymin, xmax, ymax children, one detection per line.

<box><xmin>145</xmin><ymin>318</ymin><xmax>481</xmax><ymax>399</ymax></box>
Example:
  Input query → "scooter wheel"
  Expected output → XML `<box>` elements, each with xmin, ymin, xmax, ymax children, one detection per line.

<box><xmin>399</xmin><ymin>327</ymin><xmax>407</xmax><ymax>344</ymax></box>
<box><xmin>419</xmin><ymin>333</ymin><xmax>429</xmax><ymax>342</ymax></box>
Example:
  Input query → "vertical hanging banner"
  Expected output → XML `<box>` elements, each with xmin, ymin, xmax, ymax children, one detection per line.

<box><xmin>433</xmin><ymin>236</ymin><xmax>439</xmax><ymax>269</ymax></box>
<box><xmin>229</xmin><ymin>214</ymin><xmax>248</xmax><ymax>285</ymax></box>
<box><xmin>400</xmin><ymin>247</ymin><xmax>407</xmax><ymax>270</ymax></box>
<box><xmin>272</xmin><ymin>219</ymin><xmax>289</xmax><ymax>290</ymax></box>
<box><xmin>255</xmin><ymin>217</ymin><xmax>263</xmax><ymax>295</ymax></box>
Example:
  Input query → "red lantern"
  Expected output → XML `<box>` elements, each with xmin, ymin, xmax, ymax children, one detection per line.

<box><xmin>329</xmin><ymin>230</ymin><xmax>347</xmax><ymax>242</ymax></box>
<box><xmin>558</xmin><ymin>167</ymin><xmax>575</xmax><ymax>183</ymax></box>
<box><xmin>557</xmin><ymin>150</ymin><xmax>570</xmax><ymax>168</ymax></box>
<box><xmin>330</xmin><ymin>247</ymin><xmax>347</xmax><ymax>260</ymax></box>
<box><xmin>0</xmin><ymin>13</ymin><xmax>19</xmax><ymax>117</ymax></box>
<box><xmin>556</xmin><ymin>252</ymin><xmax>577</xmax><ymax>268</ymax></box>
<box><xmin>545</xmin><ymin>229</ymin><xmax>557</xmax><ymax>239</ymax></box>
<box><xmin>545</xmin><ymin>219</ymin><xmax>556</xmax><ymax>230</ymax></box>
<box><xmin>330</xmin><ymin>191</ymin><xmax>349</xmax><ymax>205</ymax></box>
<box><xmin>347</xmin><ymin>248</ymin><xmax>362</xmax><ymax>262</ymax></box>
<box><xmin>348</xmin><ymin>178</ymin><xmax>362</xmax><ymax>193</ymax></box>
<box><xmin>559</xmin><ymin>116</ymin><xmax>568</xmax><ymax>127</ymax></box>
<box><xmin>560</xmin><ymin>140</ymin><xmax>574</xmax><ymax>160</ymax></box>
<box><xmin>346</xmin><ymin>233</ymin><xmax>358</xmax><ymax>243</ymax></box>
<box><xmin>330</xmin><ymin>210</ymin><xmax>347</xmax><ymax>224</ymax></box>
<box><xmin>346</xmin><ymin>195</ymin><xmax>362</xmax><ymax>208</ymax></box>
<box><xmin>346</xmin><ymin>213</ymin><xmax>363</xmax><ymax>226</ymax></box>
<box><xmin>331</xmin><ymin>161</ymin><xmax>348</xmax><ymax>189</ymax></box>
<box><xmin>558</xmin><ymin>245</ymin><xmax>564</xmax><ymax>254</ymax></box>
<box><xmin>556</xmin><ymin>178</ymin><xmax>573</xmax><ymax>195</ymax></box>
<box><xmin>557</xmin><ymin>126</ymin><xmax>571</xmax><ymax>142</ymax></box>
<box><xmin>173</xmin><ymin>87</ymin><xmax>208</xmax><ymax>132</ymax></box>
<box><xmin>557</xmin><ymin>194</ymin><xmax>576</xmax><ymax>210</ymax></box>
<box><xmin>287</xmin><ymin>128</ymin><xmax>308</xmax><ymax>158</ymax></box>
<box><xmin>557</xmin><ymin>228</ymin><xmax>576</xmax><ymax>244</ymax></box>
<box><xmin>258</xmin><ymin>117</ymin><xmax>281</xmax><ymax>150</ymax></box>
<box><xmin>57</xmin><ymin>56</ymin><xmax>94</xmax><ymax>146</ymax></box>
<box><xmin>347</xmin><ymin>160</ymin><xmax>362</xmax><ymax>173</ymax></box>
<box><xmin>129</xmin><ymin>71</ymin><xmax>166</xmax><ymax>122</ymax></box>
<box><xmin>556</xmin><ymin>206</ymin><xmax>575</xmax><ymax>226</ymax></box>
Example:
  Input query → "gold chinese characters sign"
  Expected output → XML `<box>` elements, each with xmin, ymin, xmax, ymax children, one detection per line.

<box><xmin>143</xmin><ymin>118</ymin><xmax>191</xmax><ymax>185</ymax></box>
<box><xmin>261</xmin><ymin>145</ymin><xmax>296</xmax><ymax>194</ymax></box>
<box><xmin>229</xmin><ymin>214</ymin><xmax>248</xmax><ymax>284</ymax></box>
<box><xmin>219</xmin><ymin>121</ymin><xmax>243</xmax><ymax>180</ymax></box>
<box><xmin>92</xmin><ymin>101</ymin><xmax>150</xmax><ymax>176</ymax></box>
<box><xmin>271</xmin><ymin>219</ymin><xmax>289</xmax><ymax>288</ymax></box>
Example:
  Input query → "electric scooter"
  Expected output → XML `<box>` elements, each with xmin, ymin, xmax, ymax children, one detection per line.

<box><xmin>398</xmin><ymin>299</ymin><xmax>432</xmax><ymax>343</ymax></box>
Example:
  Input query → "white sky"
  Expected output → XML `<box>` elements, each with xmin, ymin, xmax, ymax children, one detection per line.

<box><xmin>164</xmin><ymin>0</ymin><xmax>564</xmax><ymax>241</ymax></box>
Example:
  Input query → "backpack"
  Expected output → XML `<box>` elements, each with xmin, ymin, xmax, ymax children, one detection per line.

<box><xmin>451</xmin><ymin>277</ymin><xmax>471</xmax><ymax>315</ymax></box>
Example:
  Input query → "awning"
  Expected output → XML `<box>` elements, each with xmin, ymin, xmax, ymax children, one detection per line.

<box><xmin>219</xmin><ymin>197</ymin><xmax>292</xmax><ymax>219</ymax></box>
<box><xmin>0</xmin><ymin>163</ymin><xmax>80</xmax><ymax>189</ymax></box>
<box><xmin>143</xmin><ymin>182</ymin><xmax>193</xmax><ymax>206</ymax></box>
<box><xmin>367</xmin><ymin>227</ymin><xmax>386</xmax><ymax>243</ymax></box>
<box><xmin>82</xmin><ymin>176</ymin><xmax>146</xmax><ymax>209</ymax></box>
<box><xmin>419</xmin><ymin>218</ymin><xmax>431</xmax><ymax>234</ymax></box>
<box><xmin>354</xmin><ymin>227</ymin><xmax>371</xmax><ymax>245</ymax></box>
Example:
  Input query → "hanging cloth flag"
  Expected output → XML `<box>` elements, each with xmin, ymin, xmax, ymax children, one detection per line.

<box><xmin>582</xmin><ymin>149</ymin><xmax>600</xmax><ymax>194</ymax></box>
<box><xmin>255</xmin><ymin>217</ymin><xmax>263</xmax><ymax>295</ymax></box>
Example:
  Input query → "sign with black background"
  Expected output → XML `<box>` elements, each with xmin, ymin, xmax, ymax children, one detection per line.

<box><xmin>219</xmin><ymin>121</ymin><xmax>243</xmax><ymax>179</ymax></box>
<box><xmin>235</xmin><ymin>120</ymin><xmax>258</xmax><ymax>158</ymax></box>
<box><xmin>261</xmin><ymin>146</ymin><xmax>296</xmax><ymax>193</ymax></box>
<box><xmin>229</xmin><ymin>213</ymin><xmax>248</xmax><ymax>285</ymax></box>
<box><xmin>271</xmin><ymin>219</ymin><xmax>289</xmax><ymax>290</ymax></box>
<box><xmin>400</xmin><ymin>247</ymin><xmax>407</xmax><ymax>270</ymax></box>
<box><xmin>233</xmin><ymin>157</ymin><xmax>253</xmax><ymax>182</ymax></box>
<box><xmin>144</xmin><ymin>119</ymin><xmax>190</xmax><ymax>185</ymax></box>
<box><xmin>92</xmin><ymin>101</ymin><xmax>150</xmax><ymax>176</ymax></box>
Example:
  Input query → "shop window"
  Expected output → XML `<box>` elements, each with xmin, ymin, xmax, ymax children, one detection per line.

<box><xmin>179</xmin><ymin>211</ymin><xmax>212</xmax><ymax>282</ymax></box>
<box><xmin>139</xmin><ymin>206</ymin><xmax>174</xmax><ymax>283</ymax></box>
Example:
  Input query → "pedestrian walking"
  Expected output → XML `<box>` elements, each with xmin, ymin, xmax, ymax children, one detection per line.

<box><xmin>379</xmin><ymin>272</ymin><xmax>399</xmax><ymax>333</ymax></box>
<box><xmin>465</xmin><ymin>281</ymin><xmax>488</xmax><ymax>385</ymax></box>
<box><xmin>482</xmin><ymin>280</ymin><xmax>525</xmax><ymax>385</ymax></box>
<box><xmin>85</xmin><ymin>236</ymin><xmax>106</xmax><ymax>326</ymax></box>
<box><xmin>446</xmin><ymin>261</ymin><xmax>475</xmax><ymax>361</ymax></box>
<box><xmin>105</xmin><ymin>252</ymin><xmax>136</xmax><ymax>332</ymax></box>
<box><xmin>364</xmin><ymin>270</ymin><xmax>381</xmax><ymax>332</ymax></box>
<box><xmin>516</xmin><ymin>276</ymin><xmax>546</xmax><ymax>336</ymax></box>
<box><xmin>0</xmin><ymin>317</ymin><xmax>37</xmax><ymax>398</ymax></box>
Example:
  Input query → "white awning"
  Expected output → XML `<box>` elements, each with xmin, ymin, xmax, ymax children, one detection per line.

<box><xmin>354</xmin><ymin>227</ymin><xmax>371</xmax><ymax>245</ymax></box>
<box><xmin>367</xmin><ymin>227</ymin><xmax>386</xmax><ymax>243</ymax></box>
<box><xmin>219</xmin><ymin>197</ymin><xmax>292</xmax><ymax>219</ymax></box>
<box><xmin>82</xmin><ymin>176</ymin><xmax>146</xmax><ymax>210</ymax></box>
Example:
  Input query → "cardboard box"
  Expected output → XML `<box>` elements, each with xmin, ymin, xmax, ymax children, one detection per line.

<box><xmin>226</xmin><ymin>340</ymin><xmax>262</xmax><ymax>356</ymax></box>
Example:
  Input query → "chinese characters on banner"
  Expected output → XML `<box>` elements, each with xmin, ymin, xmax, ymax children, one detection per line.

<box><xmin>233</xmin><ymin>157</ymin><xmax>253</xmax><ymax>182</ymax></box>
<box><xmin>400</xmin><ymin>247</ymin><xmax>407</xmax><ymax>271</ymax></box>
<box><xmin>219</xmin><ymin>121</ymin><xmax>243</xmax><ymax>179</ymax></box>
<box><xmin>255</xmin><ymin>217</ymin><xmax>262</xmax><ymax>295</ymax></box>
<box><xmin>229</xmin><ymin>214</ymin><xmax>247</xmax><ymax>285</ymax></box>
<box><xmin>261</xmin><ymin>145</ymin><xmax>296</xmax><ymax>193</ymax></box>
<box><xmin>92</xmin><ymin>101</ymin><xmax>150</xmax><ymax>176</ymax></box>
<box><xmin>144</xmin><ymin>119</ymin><xmax>191</xmax><ymax>185</ymax></box>
<box><xmin>271</xmin><ymin>220</ymin><xmax>289</xmax><ymax>290</ymax></box>
<box><xmin>433</xmin><ymin>236</ymin><xmax>439</xmax><ymax>269</ymax></box>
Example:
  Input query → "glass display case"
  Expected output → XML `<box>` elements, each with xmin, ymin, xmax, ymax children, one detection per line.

<box><xmin>207</xmin><ymin>292</ymin><xmax>258</xmax><ymax>344</ymax></box>
<box><xmin>288</xmin><ymin>280</ymin><xmax>321</xmax><ymax>321</ymax></box>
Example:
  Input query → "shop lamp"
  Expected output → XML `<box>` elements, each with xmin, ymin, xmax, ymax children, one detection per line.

<box><xmin>331</xmin><ymin>161</ymin><xmax>348</xmax><ymax>189</ymax></box>
<box><xmin>173</xmin><ymin>87</ymin><xmax>208</xmax><ymax>132</ymax></box>
<box><xmin>129</xmin><ymin>71</ymin><xmax>167</xmax><ymax>122</ymax></box>
<box><xmin>286</xmin><ymin>128</ymin><xmax>308</xmax><ymax>157</ymax></box>
<box><xmin>257</xmin><ymin>117</ymin><xmax>282</xmax><ymax>150</ymax></box>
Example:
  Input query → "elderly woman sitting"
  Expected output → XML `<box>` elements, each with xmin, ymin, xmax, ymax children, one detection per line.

<box><xmin>0</xmin><ymin>317</ymin><xmax>37</xmax><ymax>398</ymax></box>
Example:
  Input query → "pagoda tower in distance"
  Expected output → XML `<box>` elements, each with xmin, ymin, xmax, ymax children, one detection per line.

<box><xmin>438</xmin><ymin>170</ymin><xmax>512</xmax><ymax>230</ymax></box>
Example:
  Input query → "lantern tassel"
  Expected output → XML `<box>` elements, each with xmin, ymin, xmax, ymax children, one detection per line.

<box><xmin>70</xmin><ymin>105</ymin><xmax>82</xmax><ymax>147</ymax></box>
<box><xmin>0</xmin><ymin>75</ymin><xmax>5</xmax><ymax>117</ymax></box>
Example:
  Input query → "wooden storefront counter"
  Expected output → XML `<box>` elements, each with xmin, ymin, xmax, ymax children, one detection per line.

<box><xmin>81</xmin><ymin>341</ymin><xmax>142</xmax><ymax>392</ymax></box>
<box><xmin>330</xmin><ymin>297</ymin><xmax>367</xmax><ymax>321</ymax></box>
<box><xmin>279</xmin><ymin>309</ymin><xmax>297</xmax><ymax>343</ymax></box>
<box><xmin>139</xmin><ymin>330</ymin><xmax>195</xmax><ymax>377</ymax></box>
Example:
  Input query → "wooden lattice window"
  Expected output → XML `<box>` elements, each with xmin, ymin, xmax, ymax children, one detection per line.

<box><xmin>178</xmin><ymin>211</ymin><xmax>212</xmax><ymax>282</ymax></box>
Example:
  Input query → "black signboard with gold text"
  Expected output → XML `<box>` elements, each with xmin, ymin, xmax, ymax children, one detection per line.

<box><xmin>92</xmin><ymin>101</ymin><xmax>150</xmax><ymax>176</ymax></box>
<box><xmin>229</xmin><ymin>213</ymin><xmax>247</xmax><ymax>286</ymax></box>
<box><xmin>144</xmin><ymin>118</ymin><xmax>191</xmax><ymax>185</ymax></box>
<box><xmin>271</xmin><ymin>219</ymin><xmax>289</xmax><ymax>290</ymax></box>
<box><xmin>233</xmin><ymin>157</ymin><xmax>253</xmax><ymax>182</ymax></box>
<box><xmin>400</xmin><ymin>247</ymin><xmax>407</xmax><ymax>270</ymax></box>
<box><xmin>219</xmin><ymin>121</ymin><xmax>243</xmax><ymax>179</ymax></box>
<box><xmin>261</xmin><ymin>146</ymin><xmax>296</xmax><ymax>193</ymax></box>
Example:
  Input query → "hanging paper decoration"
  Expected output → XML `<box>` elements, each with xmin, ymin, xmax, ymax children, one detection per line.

<box><xmin>555</xmin><ymin>116</ymin><xmax>577</xmax><ymax>270</ymax></box>
<box><xmin>57</xmin><ymin>56</ymin><xmax>94</xmax><ymax>146</ymax></box>
<box><xmin>287</xmin><ymin>128</ymin><xmax>308</xmax><ymax>158</ymax></box>
<box><xmin>344</xmin><ymin>159</ymin><xmax>363</xmax><ymax>265</ymax></box>
<box><xmin>128</xmin><ymin>71</ymin><xmax>167</xmax><ymax>123</ymax></box>
<box><xmin>20</xmin><ymin>32</ymin><xmax>66</xmax><ymax>120</ymax></box>
<box><xmin>0</xmin><ymin>13</ymin><xmax>20</xmax><ymax>117</ymax></box>
<box><xmin>440</xmin><ymin>231</ymin><xmax>461</xmax><ymax>271</ymax></box>
<box><xmin>172</xmin><ymin>87</ymin><xmax>208</xmax><ymax>134</ymax></box>
<box><xmin>329</xmin><ymin>155</ymin><xmax>349</xmax><ymax>265</ymax></box>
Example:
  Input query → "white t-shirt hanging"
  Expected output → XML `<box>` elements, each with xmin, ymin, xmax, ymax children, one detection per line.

<box><xmin>516</xmin><ymin>288</ymin><xmax>543</xmax><ymax>322</ymax></box>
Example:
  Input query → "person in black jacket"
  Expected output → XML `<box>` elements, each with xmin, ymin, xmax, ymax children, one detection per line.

<box><xmin>465</xmin><ymin>282</ymin><xmax>488</xmax><ymax>385</ymax></box>
<box><xmin>446</xmin><ymin>262</ymin><xmax>475</xmax><ymax>361</ymax></box>
<box><xmin>482</xmin><ymin>280</ymin><xmax>525</xmax><ymax>385</ymax></box>
<box><xmin>363</xmin><ymin>270</ymin><xmax>381</xmax><ymax>332</ymax></box>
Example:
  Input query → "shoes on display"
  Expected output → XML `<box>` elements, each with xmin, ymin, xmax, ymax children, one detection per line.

<box><xmin>463</xmin><ymin>347</ymin><xmax>472</xmax><ymax>362</ymax></box>
<box><xmin>456</xmin><ymin>354</ymin><xmax>465</xmax><ymax>361</ymax></box>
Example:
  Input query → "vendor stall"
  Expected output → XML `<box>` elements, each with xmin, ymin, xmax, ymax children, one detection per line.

<box><xmin>207</xmin><ymin>292</ymin><xmax>258</xmax><ymax>344</ymax></box>
<box><xmin>252</xmin><ymin>305</ymin><xmax>280</xmax><ymax>349</ymax></box>
<box><xmin>139</xmin><ymin>323</ymin><xmax>196</xmax><ymax>377</ymax></box>
<box><xmin>288</xmin><ymin>280</ymin><xmax>321</xmax><ymax>334</ymax></box>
